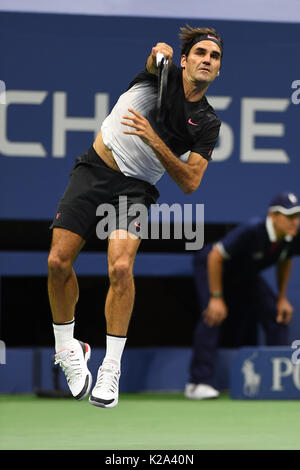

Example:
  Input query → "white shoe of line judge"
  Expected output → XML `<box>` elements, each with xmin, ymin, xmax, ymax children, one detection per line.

<box><xmin>184</xmin><ymin>383</ymin><xmax>220</xmax><ymax>400</ymax></box>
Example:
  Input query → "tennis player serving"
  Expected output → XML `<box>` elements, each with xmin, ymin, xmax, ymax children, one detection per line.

<box><xmin>48</xmin><ymin>25</ymin><xmax>223</xmax><ymax>408</ymax></box>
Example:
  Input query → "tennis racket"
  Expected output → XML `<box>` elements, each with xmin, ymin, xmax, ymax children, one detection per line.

<box><xmin>156</xmin><ymin>52</ymin><xmax>169</xmax><ymax>123</ymax></box>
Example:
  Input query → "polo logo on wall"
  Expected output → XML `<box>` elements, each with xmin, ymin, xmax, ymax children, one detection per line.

<box><xmin>241</xmin><ymin>353</ymin><xmax>261</xmax><ymax>397</ymax></box>
<box><xmin>231</xmin><ymin>347</ymin><xmax>300</xmax><ymax>399</ymax></box>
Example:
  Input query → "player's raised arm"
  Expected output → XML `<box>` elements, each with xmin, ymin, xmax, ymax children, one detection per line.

<box><xmin>146</xmin><ymin>42</ymin><xmax>173</xmax><ymax>75</ymax></box>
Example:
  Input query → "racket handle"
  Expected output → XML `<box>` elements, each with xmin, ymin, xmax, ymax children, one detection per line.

<box><xmin>156</xmin><ymin>52</ymin><xmax>165</xmax><ymax>67</ymax></box>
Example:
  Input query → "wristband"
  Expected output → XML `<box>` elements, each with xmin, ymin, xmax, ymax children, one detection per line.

<box><xmin>210</xmin><ymin>292</ymin><xmax>223</xmax><ymax>298</ymax></box>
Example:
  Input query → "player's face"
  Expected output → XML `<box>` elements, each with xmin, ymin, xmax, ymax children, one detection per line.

<box><xmin>272</xmin><ymin>212</ymin><xmax>300</xmax><ymax>238</ymax></box>
<box><xmin>181</xmin><ymin>40</ymin><xmax>221</xmax><ymax>85</ymax></box>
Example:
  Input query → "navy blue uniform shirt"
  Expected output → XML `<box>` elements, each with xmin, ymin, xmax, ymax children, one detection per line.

<box><xmin>205</xmin><ymin>216</ymin><xmax>297</xmax><ymax>281</ymax></box>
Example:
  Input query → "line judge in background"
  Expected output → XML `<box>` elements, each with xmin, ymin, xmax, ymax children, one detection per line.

<box><xmin>185</xmin><ymin>192</ymin><xmax>300</xmax><ymax>400</ymax></box>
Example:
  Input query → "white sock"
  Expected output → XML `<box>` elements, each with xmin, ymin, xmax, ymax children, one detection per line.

<box><xmin>53</xmin><ymin>319</ymin><xmax>78</xmax><ymax>353</ymax></box>
<box><xmin>103</xmin><ymin>334</ymin><xmax>127</xmax><ymax>369</ymax></box>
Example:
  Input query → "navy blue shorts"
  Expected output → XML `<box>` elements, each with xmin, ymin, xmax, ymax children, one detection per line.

<box><xmin>50</xmin><ymin>146</ymin><xmax>160</xmax><ymax>241</ymax></box>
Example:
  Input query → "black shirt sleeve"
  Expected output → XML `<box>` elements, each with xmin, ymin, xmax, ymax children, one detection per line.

<box><xmin>191</xmin><ymin>119</ymin><xmax>221</xmax><ymax>160</ymax></box>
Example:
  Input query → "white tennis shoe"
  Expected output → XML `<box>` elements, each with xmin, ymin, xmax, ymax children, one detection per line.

<box><xmin>89</xmin><ymin>360</ymin><xmax>120</xmax><ymax>408</ymax></box>
<box><xmin>54</xmin><ymin>340</ymin><xmax>92</xmax><ymax>400</ymax></box>
<box><xmin>184</xmin><ymin>383</ymin><xmax>220</xmax><ymax>400</ymax></box>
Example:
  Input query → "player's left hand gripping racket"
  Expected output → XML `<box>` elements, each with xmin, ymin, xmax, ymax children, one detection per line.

<box><xmin>156</xmin><ymin>52</ymin><xmax>169</xmax><ymax>123</ymax></box>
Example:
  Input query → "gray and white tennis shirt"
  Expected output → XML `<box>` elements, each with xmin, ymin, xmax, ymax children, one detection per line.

<box><xmin>101</xmin><ymin>83</ymin><xmax>168</xmax><ymax>185</ymax></box>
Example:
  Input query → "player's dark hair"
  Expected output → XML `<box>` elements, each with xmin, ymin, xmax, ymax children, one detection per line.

<box><xmin>179</xmin><ymin>25</ymin><xmax>224</xmax><ymax>57</ymax></box>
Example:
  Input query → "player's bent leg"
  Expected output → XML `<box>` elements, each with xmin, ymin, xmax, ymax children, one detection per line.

<box><xmin>48</xmin><ymin>228</ymin><xmax>92</xmax><ymax>400</ymax></box>
<box><xmin>89</xmin><ymin>230</ymin><xmax>141</xmax><ymax>408</ymax></box>
<box><xmin>48</xmin><ymin>227</ymin><xmax>85</xmax><ymax>323</ymax></box>
<box><xmin>105</xmin><ymin>229</ymin><xmax>141</xmax><ymax>336</ymax></box>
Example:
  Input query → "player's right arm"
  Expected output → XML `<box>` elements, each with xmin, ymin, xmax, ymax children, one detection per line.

<box><xmin>146</xmin><ymin>42</ymin><xmax>173</xmax><ymax>75</ymax></box>
<box><xmin>204</xmin><ymin>246</ymin><xmax>228</xmax><ymax>327</ymax></box>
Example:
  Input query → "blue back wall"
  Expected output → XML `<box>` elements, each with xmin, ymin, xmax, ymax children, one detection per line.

<box><xmin>1</xmin><ymin>12</ymin><xmax>299</xmax><ymax>222</ymax></box>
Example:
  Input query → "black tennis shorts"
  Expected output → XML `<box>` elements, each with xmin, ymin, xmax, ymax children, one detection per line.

<box><xmin>50</xmin><ymin>146</ymin><xmax>160</xmax><ymax>240</ymax></box>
